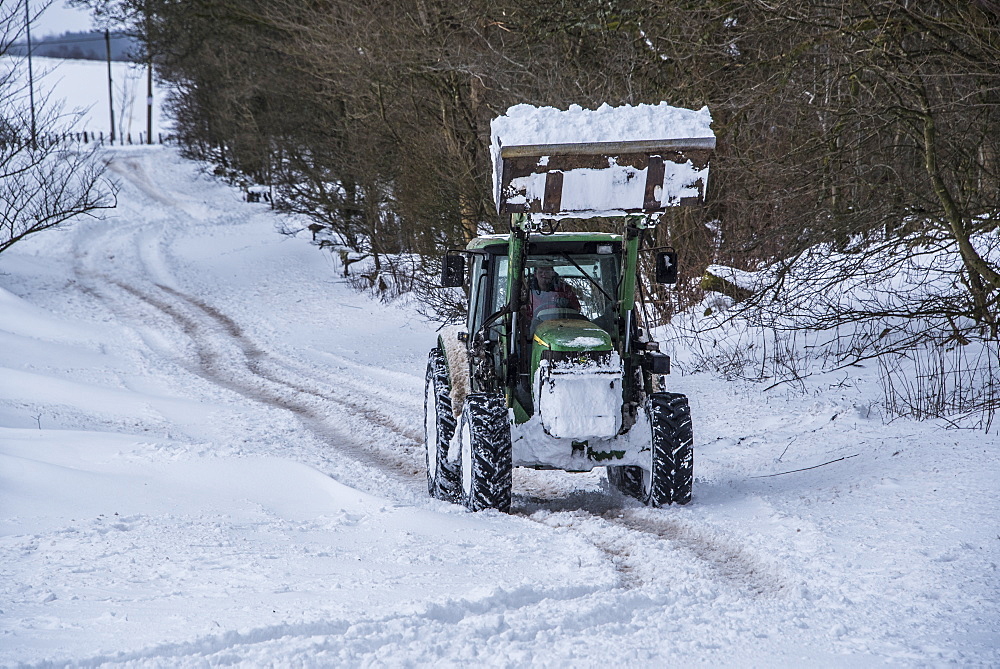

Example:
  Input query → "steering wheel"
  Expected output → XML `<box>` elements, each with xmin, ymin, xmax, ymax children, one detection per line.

<box><xmin>530</xmin><ymin>307</ymin><xmax>589</xmax><ymax>335</ymax></box>
<box><xmin>534</xmin><ymin>307</ymin><xmax>583</xmax><ymax>322</ymax></box>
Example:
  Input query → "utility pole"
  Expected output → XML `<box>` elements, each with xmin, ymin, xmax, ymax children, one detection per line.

<box><xmin>145</xmin><ymin>3</ymin><xmax>152</xmax><ymax>144</ymax></box>
<box><xmin>146</xmin><ymin>60</ymin><xmax>152</xmax><ymax>144</ymax></box>
<box><xmin>105</xmin><ymin>29</ymin><xmax>115</xmax><ymax>145</ymax></box>
<box><xmin>25</xmin><ymin>0</ymin><xmax>36</xmax><ymax>149</ymax></box>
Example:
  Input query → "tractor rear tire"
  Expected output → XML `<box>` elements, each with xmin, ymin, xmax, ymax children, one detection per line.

<box><xmin>424</xmin><ymin>349</ymin><xmax>461</xmax><ymax>501</ymax></box>
<box><xmin>608</xmin><ymin>392</ymin><xmax>693</xmax><ymax>506</ymax></box>
<box><xmin>459</xmin><ymin>393</ymin><xmax>512</xmax><ymax>512</ymax></box>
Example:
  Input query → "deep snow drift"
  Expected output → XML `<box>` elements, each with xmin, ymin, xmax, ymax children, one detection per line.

<box><xmin>1</xmin><ymin>146</ymin><xmax>998</xmax><ymax>666</ymax></box>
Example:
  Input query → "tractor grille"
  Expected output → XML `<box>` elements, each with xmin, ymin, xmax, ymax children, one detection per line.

<box><xmin>542</xmin><ymin>349</ymin><xmax>616</xmax><ymax>373</ymax></box>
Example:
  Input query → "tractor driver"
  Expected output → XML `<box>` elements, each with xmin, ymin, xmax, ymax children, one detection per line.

<box><xmin>527</xmin><ymin>264</ymin><xmax>581</xmax><ymax>326</ymax></box>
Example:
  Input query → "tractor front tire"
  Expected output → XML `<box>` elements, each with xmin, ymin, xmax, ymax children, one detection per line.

<box><xmin>459</xmin><ymin>393</ymin><xmax>512</xmax><ymax>512</ymax></box>
<box><xmin>608</xmin><ymin>392</ymin><xmax>693</xmax><ymax>506</ymax></box>
<box><xmin>424</xmin><ymin>349</ymin><xmax>461</xmax><ymax>501</ymax></box>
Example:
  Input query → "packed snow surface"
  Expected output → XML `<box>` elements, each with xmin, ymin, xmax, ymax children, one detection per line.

<box><xmin>1</xmin><ymin>146</ymin><xmax>998</xmax><ymax>666</ymax></box>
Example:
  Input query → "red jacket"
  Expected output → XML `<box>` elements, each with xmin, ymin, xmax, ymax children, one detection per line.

<box><xmin>528</xmin><ymin>278</ymin><xmax>580</xmax><ymax>315</ymax></box>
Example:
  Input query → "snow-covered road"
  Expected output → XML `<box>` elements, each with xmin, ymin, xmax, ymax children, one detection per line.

<box><xmin>2</xmin><ymin>147</ymin><xmax>997</xmax><ymax>666</ymax></box>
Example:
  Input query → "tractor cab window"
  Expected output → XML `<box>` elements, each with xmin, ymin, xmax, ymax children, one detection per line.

<box><xmin>466</xmin><ymin>254</ymin><xmax>489</xmax><ymax>337</ymax></box>
<box><xmin>523</xmin><ymin>255</ymin><xmax>619</xmax><ymax>336</ymax></box>
<box><xmin>491</xmin><ymin>256</ymin><xmax>509</xmax><ymax>316</ymax></box>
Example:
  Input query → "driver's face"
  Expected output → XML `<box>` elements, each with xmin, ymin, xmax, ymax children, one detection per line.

<box><xmin>535</xmin><ymin>267</ymin><xmax>556</xmax><ymax>287</ymax></box>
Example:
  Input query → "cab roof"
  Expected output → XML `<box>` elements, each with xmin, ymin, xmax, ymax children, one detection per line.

<box><xmin>466</xmin><ymin>231</ymin><xmax>622</xmax><ymax>252</ymax></box>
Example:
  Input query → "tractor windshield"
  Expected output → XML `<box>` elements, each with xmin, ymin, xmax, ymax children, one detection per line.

<box><xmin>522</xmin><ymin>254</ymin><xmax>619</xmax><ymax>336</ymax></box>
<box><xmin>490</xmin><ymin>249</ymin><xmax>622</xmax><ymax>417</ymax></box>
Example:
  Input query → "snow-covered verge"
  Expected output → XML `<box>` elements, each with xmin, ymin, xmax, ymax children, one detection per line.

<box><xmin>673</xmin><ymin>235</ymin><xmax>1000</xmax><ymax>426</ymax></box>
<box><xmin>1</xmin><ymin>146</ymin><xmax>998</xmax><ymax>666</ymax></box>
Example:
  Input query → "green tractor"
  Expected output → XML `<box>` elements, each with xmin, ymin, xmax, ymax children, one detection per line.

<box><xmin>424</xmin><ymin>107</ymin><xmax>714</xmax><ymax>512</ymax></box>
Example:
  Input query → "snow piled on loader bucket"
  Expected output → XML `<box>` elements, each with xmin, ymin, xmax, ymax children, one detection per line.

<box><xmin>491</xmin><ymin>102</ymin><xmax>715</xmax><ymax>218</ymax></box>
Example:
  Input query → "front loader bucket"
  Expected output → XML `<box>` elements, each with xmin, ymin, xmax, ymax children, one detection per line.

<box><xmin>495</xmin><ymin>136</ymin><xmax>716</xmax><ymax>218</ymax></box>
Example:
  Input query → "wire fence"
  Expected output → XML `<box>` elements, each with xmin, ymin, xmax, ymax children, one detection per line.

<box><xmin>11</xmin><ymin>130</ymin><xmax>174</xmax><ymax>149</ymax></box>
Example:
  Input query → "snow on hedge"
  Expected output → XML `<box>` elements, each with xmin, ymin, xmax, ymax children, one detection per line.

<box><xmin>671</xmin><ymin>230</ymin><xmax>1000</xmax><ymax>424</ymax></box>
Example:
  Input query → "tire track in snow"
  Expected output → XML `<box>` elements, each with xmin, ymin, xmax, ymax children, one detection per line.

<box><xmin>110</xmin><ymin>276</ymin><xmax>784</xmax><ymax>597</ymax></box>
<box><xmin>73</xmin><ymin>156</ymin><xmax>431</xmax><ymax>496</ymax></box>
<box><xmin>104</xmin><ymin>277</ymin><xmax>427</xmax><ymax>487</ymax></box>
<box><xmin>605</xmin><ymin>509</ymin><xmax>787</xmax><ymax>596</ymax></box>
<box><xmin>104</xmin><ymin>273</ymin><xmax>725</xmax><ymax>595</ymax></box>
<box><xmin>77</xmin><ymin>244</ymin><xmax>750</xmax><ymax>598</ymax></box>
<box><xmin>156</xmin><ymin>283</ymin><xmax>423</xmax><ymax>442</ymax></box>
<box><xmin>517</xmin><ymin>501</ymin><xmax>787</xmax><ymax>596</ymax></box>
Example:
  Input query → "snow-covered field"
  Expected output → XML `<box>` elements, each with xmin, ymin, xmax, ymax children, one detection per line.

<box><xmin>1</xmin><ymin>146</ymin><xmax>998</xmax><ymax>666</ymax></box>
<box><xmin>0</xmin><ymin>55</ymin><xmax>170</xmax><ymax>141</ymax></box>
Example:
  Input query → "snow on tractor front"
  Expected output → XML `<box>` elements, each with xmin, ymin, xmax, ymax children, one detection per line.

<box><xmin>425</xmin><ymin>102</ymin><xmax>713</xmax><ymax>512</ymax></box>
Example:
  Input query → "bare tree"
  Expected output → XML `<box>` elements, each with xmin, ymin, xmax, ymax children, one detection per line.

<box><xmin>710</xmin><ymin>1</ymin><xmax>1000</xmax><ymax>342</ymax></box>
<box><xmin>0</xmin><ymin>2</ymin><xmax>116</xmax><ymax>255</ymax></box>
<box><xmin>661</xmin><ymin>0</ymin><xmax>1000</xmax><ymax>423</ymax></box>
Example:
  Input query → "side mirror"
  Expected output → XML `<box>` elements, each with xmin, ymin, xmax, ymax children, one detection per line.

<box><xmin>655</xmin><ymin>251</ymin><xmax>678</xmax><ymax>284</ymax></box>
<box><xmin>441</xmin><ymin>254</ymin><xmax>465</xmax><ymax>287</ymax></box>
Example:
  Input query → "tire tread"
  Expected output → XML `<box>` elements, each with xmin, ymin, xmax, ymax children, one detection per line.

<box><xmin>461</xmin><ymin>393</ymin><xmax>512</xmax><ymax>512</ymax></box>
<box><xmin>425</xmin><ymin>349</ymin><xmax>461</xmax><ymax>500</ymax></box>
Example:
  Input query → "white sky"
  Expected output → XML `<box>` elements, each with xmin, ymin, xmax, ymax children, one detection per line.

<box><xmin>31</xmin><ymin>0</ymin><xmax>94</xmax><ymax>38</ymax></box>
